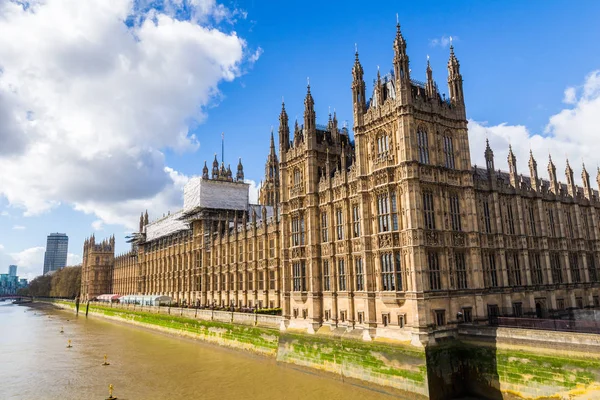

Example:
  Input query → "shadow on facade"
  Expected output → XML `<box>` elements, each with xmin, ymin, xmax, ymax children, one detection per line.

<box><xmin>425</xmin><ymin>327</ymin><xmax>502</xmax><ymax>400</ymax></box>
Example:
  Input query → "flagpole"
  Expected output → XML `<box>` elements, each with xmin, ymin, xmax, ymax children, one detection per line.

<box><xmin>221</xmin><ymin>132</ymin><xmax>224</xmax><ymax>164</ymax></box>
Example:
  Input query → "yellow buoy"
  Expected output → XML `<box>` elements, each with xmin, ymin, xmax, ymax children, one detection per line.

<box><xmin>102</xmin><ymin>354</ymin><xmax>110</xmax><ymax>366</ymax></box>
<box><xmin>106</xmin><ymin>383</ymin><xmax>117</xmax><ymax>400</ymax></box>
<box><xmin>60</xmin><ymin>326</ymin><xmax>64</xmax><ymax>333</ymax></box>
<box><xmin>66</xmin><ymin>339</ymin><xmax>72</xmax><ymax>348</ymax></box>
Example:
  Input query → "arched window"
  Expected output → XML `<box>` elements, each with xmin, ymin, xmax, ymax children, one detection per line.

<box><xmin>417</xmin><ymin>127</ymin><xmax>429</xmax><ymax>164</ymax></box>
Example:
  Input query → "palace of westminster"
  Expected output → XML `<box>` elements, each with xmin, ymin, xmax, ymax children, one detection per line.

<box><xmin>81</xmin><ymin>24</ymin><xmax>600</xmax><ymax>345</ymax></box>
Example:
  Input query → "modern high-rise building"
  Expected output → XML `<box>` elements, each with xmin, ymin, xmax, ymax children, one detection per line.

<box><xmin>8</xmin><ymin>265</ymin><xmax>17</xmax><ymax>277</ymax></box>
<box><xmin>43</xmin><ymin>233</ymin><xmax>69</xmax><ymax>275</ymax></box>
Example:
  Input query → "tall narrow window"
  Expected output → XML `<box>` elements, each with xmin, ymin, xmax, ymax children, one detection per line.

<box><xmin>506</xmin><ymin>252</ymin><xmax>522</xmax><ymax>286</ymax></box>
<box><xmin>506</xmin><ymin>202</ymin><xmax>516</xmax><ymax>235</ymax></box>
<box><xmin>483</xmin><ymin>253</ymin><xmax>495</xmax><ymax>287</ymax></box>
<box><xmin>338</xmin><ymin>259</ymin><xmax>347</xmax><ymax>291</ymax></box>
<box><xmin>258</xmin><ymin>271</ymin><xmax>264</xmax><ymax>290</ymax></box>
<box><xmin>550</xmin><ymin>253</ymin><xmax>563</xmax><ymax>284</ymax></box>
<box><xmin>547</xmin><ymin>209</ymin><xmax>556</xmax><ymax>237</ymax></box>
<box><xmin>423</xmin><ymin>191</ymin><xmax>436</xmax><ymax>230</ymax></box>
<box><xmin>322</xmin><ymin>260</ymin><xmax>330</xmax><ymax>291</ymax></box>
<box><xmin>528</xmin><ymin>205</ymin><xmax>537</xmax><ymax>236</ymax></box>
<box><xmin>483</xmin><ymin>200</ymin><xmax>492</xmax><ymax>233</ymax></box>
<box><xmin>335</xmin><ymin>208</ymin><xmax>344</xmax><ymax>240</ymax></box>
<box><xmin>321</xmin><ymin>212</ymin><xmax>329</xmax><ymax>242</ymax></box>
<box><xmin>381</xmin><ymin>253</ymin><xmax>401</xmax><ymax>291</ymax></box>
<box><xmin>269</xmin><ymin>239</ymin><xmax>275</xmax><ymax>258</ymax></box>
<box><xmin>391</xmin><ymin>192</ymin><xmax>398</xmax><ymax>231</ymax></box>
<box><xmin>291</xmin><ymin>216</ymin><xmax>305</xmax><ymax>246</ymax></box>
<box><xmin>428</xmin><ymin>252</ymin><xmax>441</xmax><ymax>290</ymax></box>
<box><xmin>377</xmin><ymin>193</ymin><xmax>390</xmax><ymax>232</ymax></box>
<box><xmin>352</xmin><ymin>205</ymin><xmax>361</xmax><ymax>237</ymax></box>
<box><xmin>449</xmin><ymin>194</ymin><xmax>462</xmax><ymax>231</ymax></box>
<box><xmin>443</xmin><ymin>135</ymin><xmax>455</xmax><ymax>169</ymax></box>
<box><xmin>292</xmin><ymin>261</ymin><xmax>306</xmax><ymax>292</ymax></box>
<box><xmin>355</xmin><ymin>258</ymin><xmax>364</xmax><ymax>291</ymax></box>
<box><xmin>269</xmin><ymin>270</ymin><xmax>275</xmax><ymax>290</ymax></box>
<box><xmin>417</xmin><ymin>128</ymin><xmax>430</xmax><ymax>164</ymax></box>
<box><xmin>530</xmin><ymin>253</ymin><xmax>544</xmax><ymax>285</ymax></box>
<box><xmin>588</xmin><ymin>254</ymin><xmax>598</xmax><ymax>282</ymax></box>
<box><xmin>582</xmin><ymin>209</ymin><xmax>591</xmax><ymax>240</ymax></box>
<box><xmin>569</xmin><ymin>253</ymin><xmax>581</xmax><ymax>283</ymax></box>
<box><xmin>455</xmin><ymin>252</ymin><xmax>468</xmax><ymax>289</ymax></box>
<box><xmin>566</xmin><ymin>210</ymin><xmax>574</xmax><ymax>238</ymax></box>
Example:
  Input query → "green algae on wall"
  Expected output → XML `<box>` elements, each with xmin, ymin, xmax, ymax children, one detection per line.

<box><xmin>58</xmin><ymin>301</ymin><xmax>280</xmax><ymax>356</ymax></box>
<box><xmin>277</xmin><ymin>332</ymin><xmax>428</xmax><ymax>398</ymax></box>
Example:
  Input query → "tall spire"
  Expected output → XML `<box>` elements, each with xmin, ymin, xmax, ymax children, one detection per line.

<box><xmin>425</xmin><ymin>55</ymin><xmax>435</xmax><ymax>98</ymax></box>
<box><xmin>202</xmin><ymin>160</ymin><xmax>209</xmax><ymax>180</ymax></box>
<box><xmin>139</xmin><ymin>212</ymin><xmax>144</xmax><ymax>233</ymax></box>
<box><xmin>582</xmin><ymin>163</ymin><xmax>592</xmax><ymax>199</ymax></box>
<box><xmin>529</xmin><ymin>150</ymin><xmax>539</xmax><ymax>192</ymax></box>
<box><xmin>393</xmin><ymin>18</ymin><xmax>411</xmax><ymax>102</ymax></box>
<box><xmin>565</xmin><ymin>158</ymin><xmax>575</xmax><ymax>197</ymax></box>
<box><xmin>236</xmin><ymin>158</ymin><xmax>244</xmax><ymax>182</ymax></box>
<box><xmin>278</xmin><ymin>100</ymin><xmax>290</xmax><ymax>153</ymax></box>
<box><xmin>548</xmin><ymin>154</ymin><xmax>558</xmax><ymax>194</ymax></box>
<box><xmin>304</xmin><ymin>78</ymin><xmax>315</xmax><ymax>133</ymax></box>
<box><xmin>485</xmin><ymin>139</ymin><xmax>495</xmax><ymax>172</ymax></box>
<box><xmin>508</xmin><ymin>145</ymin><xmax>518</xmax><ymax>187</ymax></box>
<box><xmin>447</xmin><ymin>39</ymin><xmax>464</xmax><ymax>106</ymax></box>
<box><xmin>212</xmin><ymin>153</ymin><xmax>219</xmax><ymax>179</ymax></box>
<box><xmin>144</xmin><ymin>210</ymin><xmax>149</xmax><ymax>226</ymax></box>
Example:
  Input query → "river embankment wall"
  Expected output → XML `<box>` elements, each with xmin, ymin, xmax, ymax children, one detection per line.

<box><xmin>47</xmin><ymin>300</ymin><xmax>600</xmax><ymax>399</ymax></box>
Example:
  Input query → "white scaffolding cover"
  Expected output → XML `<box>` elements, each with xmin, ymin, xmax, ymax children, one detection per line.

<box><xmin>145</xmin><ymin>210</ymin><xmax>189</xmax><ymax>242</ymax></box>
<box><xmin>183</xmin><ymin>177</ymin><xmax>249</xmax><ymax>212</ymax></box>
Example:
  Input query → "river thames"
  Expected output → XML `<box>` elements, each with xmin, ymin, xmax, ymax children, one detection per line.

<box><xmin>0</xmin><ymin>302</ymin><xmax>400</xmax><ymax>400</ymax></box>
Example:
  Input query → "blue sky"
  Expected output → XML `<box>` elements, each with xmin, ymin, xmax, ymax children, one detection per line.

<box><xmin>2</xmin><ymin>0</ymin><xmax>600</xmax><ymax>279</ymax></box>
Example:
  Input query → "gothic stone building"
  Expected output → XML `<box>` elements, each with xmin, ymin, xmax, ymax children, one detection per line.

<box><xmin>81</xmin><ymin>24</ymin><xmax>600</xmax><ymax>346</ymax></box>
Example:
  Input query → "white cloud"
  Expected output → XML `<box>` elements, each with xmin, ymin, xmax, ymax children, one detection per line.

<box><xmin>92</xmin><ymin>220</ymin><xmax>104</xmax><ymax>231</ymax></box>
<box><xmin>470</xmin><ymin>70</ymin><xmax>600</xmax><ymax>186</ymax></box>
<box><xmin>246</xmin><ymin>179</ymin><xmax>260</xmax><ymax>204</ymax></box>
<box><xmin>0</xmin><ymin>244</ymin><xmax>4</xmax><ymax>250</ymax></box>
<box><xmin>563</xmin><ymin>87</ymin><xmax>577</xmax><ymax>104</ymax></box>
<box><xmin>67</xmin><ymin>253</ymin><xmax>82</xmax><ymax>266</ymax></box>
<box><xmin>429</xmin><ymin>35</ymin><xmax>458</xmax><ymax>48</ymax></box>
<box><xmin>12</xmin><ymin>225</ymin><xmax>25</xmax><ymax>230</ymax></box>
<box><xmin>8</xmin><ymin>246</ymin><xmax>45</xmax><ymax>280</ymax></box>
<box><xmin>0</xmin><ymin>0</ymin><xmax>255</xmax><ymax>229</ymax></box>
<box><xmin>249</xmin><ymin>47</ymin><xmax>263</xmax><ymax>64</ymax></box>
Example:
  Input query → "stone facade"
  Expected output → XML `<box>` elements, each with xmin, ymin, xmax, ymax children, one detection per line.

<box><xmin>80</xmin><ymin>23</ymin><xmax>600</xmax><ymax>345</ymax></box>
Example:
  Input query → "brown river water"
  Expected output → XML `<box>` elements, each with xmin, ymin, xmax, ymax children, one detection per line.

<box><xmin>0</xmin><ymin>302</ymin><xmax>401</xmax><ymax>400</ymax></box>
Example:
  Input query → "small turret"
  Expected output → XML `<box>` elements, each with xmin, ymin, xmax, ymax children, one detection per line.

<box><xmin>508</xmin><ymin>145</ymin><xmax>518</xmax><ymax>188</ymax></box>
<box><xmin>236</xmin><ymin>158</ymin><xmax>244</xmax><ymax>182</ymax></box>
<box><xmin>393</xmin><ymin>19</ymin><xmax>411</xmax><ymax>104</ymax></box>
<box><xmin>447</xmin><ymin>40</ymin><xmax>464</xmax><ymax>106</ymax></box>
<box><xmin>485</xmin><ymin>139</ymin><xmax>495</xmax><ymax>173</ymax></box>
<box><xmin>529</xmin><ymin>150</ymin><xmax>539</xmax><ymax>192</ymax></box>
<box><xmin>144</xmin><ymin>210</ymin><xmax>149</xmax><ymax>226</ymax></box>
<box><xmin>425</xmin><ymin>56</ymin><xmax>436</xmax><ymax>99</ymax></box>
<box><xmin>304</xmin><ymin>80</ymin><xmax>315</xmax><ymax>133</ymax></box>
<box><xmin>212</xmin><ymin>154</ymin><xmax>219</xmax><ymax>179</ymax></box>
<box><xmin>352</xmin><ymin>46</ymin><xmax>367</xmax><ymax>125</ymax></box>
<box><xmin>139</xmin><ymin>212</ymin><xmax>144</xmax><ymax>233</ymax></box>
<box><xmin>565</xmin><ymin>159</ymin><xmax>575</xmax><ymax>197</ymax></box>
<box><xmin>279</xmin><ymin>100</ymin><xmax>290</xmax><ymax>154</ymax></box>
<box><xmin>548</xmin><ymin>155</ymin><xmax>558</xmax><ymax>194</ymax></box>
<box><xmin>582</xmin><ymin>163</ymin><xmax>592</xmax><ymax>200</ymax></box>
<box><xmin>202</xmin><ymin>161</ymin><xmax>209</xmax><ymax>180</ymax></box>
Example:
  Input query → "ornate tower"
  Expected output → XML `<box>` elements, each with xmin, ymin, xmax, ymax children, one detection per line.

<box><xmin>236</xmin><ymin>158</ymin><xmax>244</xmax><ymax>182</ymax></box>
<box><xmin>259</xmin><ymin>130</ymin><xmax>280</xmax><ymax>206</ymax></box>
<box><xmin>582</xmin><ymin>163</ymin><xmax>592</xmax><ymax>200</ymax></box>
<box><xmin>393</xmin><ymin>22</ymin><xmax>411</xmax><ymax>104</ymax></box>
<box><xmin>80</xmin><ymin>235</ymin><xmax>115</xmax><ymax>301</ymax></box>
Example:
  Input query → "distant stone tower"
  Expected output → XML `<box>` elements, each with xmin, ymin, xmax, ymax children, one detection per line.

<box><xmin>80</xmin><ymin>235</ymin><xmax>115</xmax><ymax>301</ymax></box>
<box><xmin>259</xmin><ymin>128</ymin><xmax>280</xmax><ymax>206</ymax></box>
